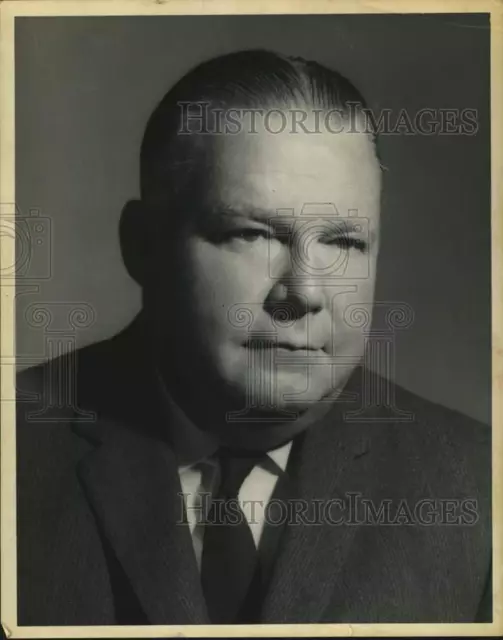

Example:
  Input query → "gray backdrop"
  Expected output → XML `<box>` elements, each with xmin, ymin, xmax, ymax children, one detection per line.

<box><xmin>14</xmin><ymin>13</ymin><xmax>491</xmax><ymax>423</ymax></box>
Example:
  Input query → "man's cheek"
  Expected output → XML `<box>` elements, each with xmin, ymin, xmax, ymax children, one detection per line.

<box><xmin>332</xmin><ymin>282</ymin><xmax>376</xmax><ymax>316</ymax></box>
<box><xmin>328</xmin><ymin>294</ymin><xmax>372</xmax><ymax>353</ymax></box>
<box><xmin>192</xmin><ymin>290</ymin><xmax>248</xmax><ymax>348</ymax></box>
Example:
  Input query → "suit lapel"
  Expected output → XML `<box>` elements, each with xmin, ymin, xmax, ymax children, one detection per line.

<box><xmin>260</xmin><ymin>376</ymin><xmax>373</xmax><ymax>623</ymax></box>
<box><xmin>75</xmin><ymin>418</ymin><xmax>209</xmax><ymax>624</ymax></box>
<box><xmin>69</xmin><ymin>317</ymin><xmax>208</xmax><ymax>623</ymax></box>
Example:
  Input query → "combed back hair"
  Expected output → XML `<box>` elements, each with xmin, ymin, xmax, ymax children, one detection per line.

<box><xmin>140</xmin><ymin>49</ymin><xmax>378</xmax><ymax>209</ymax></box>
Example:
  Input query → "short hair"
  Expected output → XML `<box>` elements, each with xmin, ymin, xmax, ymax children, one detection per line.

<box><xmin>140</xmin><ymin>49</ymin><xmax>377</xmax><ymax>208</ymax></box>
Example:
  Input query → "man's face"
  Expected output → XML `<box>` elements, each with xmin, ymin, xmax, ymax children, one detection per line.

<box><xmin>149</xmin><ymin>113</ymin><xmax>381</xmax><ymax>417</ymax></box>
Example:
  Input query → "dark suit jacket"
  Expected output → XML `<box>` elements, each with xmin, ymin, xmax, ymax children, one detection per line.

<box><xmin>16</xmin><ymin>318</ymin><xmax>492</xmax><ymax>625</ymax></box>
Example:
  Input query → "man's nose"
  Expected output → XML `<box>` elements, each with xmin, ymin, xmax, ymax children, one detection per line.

<box><xmin>264</xmin><ymin>275</ymin><xmax>324</xmax><ymax>319</ymax></box>
<box><xmin>264</xmin><ymin>233</ymin><xmax>329</xmax><ymax>318</ymax></box>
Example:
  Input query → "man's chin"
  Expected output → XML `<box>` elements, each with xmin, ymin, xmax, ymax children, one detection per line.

<box><xmin>225</xmin><ymin>370</ymin><xmax>333</xmax><ymax>416</ymax></box>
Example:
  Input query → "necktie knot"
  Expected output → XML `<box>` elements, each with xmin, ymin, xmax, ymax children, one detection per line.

<box><xmin>217</xmin><ymin>449</ymin><xmax>265</xmax><ymax>499</ymax></box>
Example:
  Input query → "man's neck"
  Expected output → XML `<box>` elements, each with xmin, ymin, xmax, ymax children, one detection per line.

<box><xmin>156</xmin><ymin>369</ymin><xmax>219</xmax><ymax>466</ymax></box>
<box><xmin>156</xmin><ymin>366</ymin><xmax>342</xmax><ymax>456</ymax></box>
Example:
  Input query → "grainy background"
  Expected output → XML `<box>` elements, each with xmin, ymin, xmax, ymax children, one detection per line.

<box><xmin>14</xmin><ymin>13</ymin><xmax>491</xmax><ymax>423</ymax></box>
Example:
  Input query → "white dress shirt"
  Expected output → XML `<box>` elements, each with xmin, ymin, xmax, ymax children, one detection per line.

<box><xmin>179</xmin><ymin>441</ymin><xmax>292</xmax><ymax>570</ymax></box>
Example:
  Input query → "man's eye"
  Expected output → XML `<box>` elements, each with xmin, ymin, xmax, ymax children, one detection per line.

<box><xmin>225</xmin><ymin>228</ymin><xmax>270</xmax><ymax>243</ymax></box>
<box><xmin>323</xmin><ymin>235</ymin><xmax>368</xmax><ymax>252</ymax></box>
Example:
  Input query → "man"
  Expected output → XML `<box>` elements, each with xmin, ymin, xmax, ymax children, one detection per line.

<box><xmin>16</xmin><ymin>50</ymin><xmax>491</xmax><ymax>625</ymax></box>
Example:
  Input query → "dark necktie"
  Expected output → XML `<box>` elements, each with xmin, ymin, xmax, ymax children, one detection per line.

<box><xmin>200</xmin><ymin>449</ymin><xmax>264</xmax><ymax>624</ymax></box>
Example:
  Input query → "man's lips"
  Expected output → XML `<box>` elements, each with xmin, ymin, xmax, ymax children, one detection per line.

<box><xmin>242</xmin><ymin>338</ymin><xmax>325</xmax><ymax>352</ymax></box>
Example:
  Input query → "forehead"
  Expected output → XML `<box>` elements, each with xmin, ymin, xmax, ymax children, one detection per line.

<box><xmin>202</xmin><ymin>122</ymin><xmax>381</xmax><ymax>219</ymax></box>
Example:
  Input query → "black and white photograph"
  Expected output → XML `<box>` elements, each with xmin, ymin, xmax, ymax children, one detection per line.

<box><xmin>1</xmin><ymin>0</ymin><xmax>501</xmax><ymax>637</ymax></box>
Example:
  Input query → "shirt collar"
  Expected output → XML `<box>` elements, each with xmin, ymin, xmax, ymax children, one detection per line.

<box><xmin>267</xmin><ymin>440</ymin><xmax>292</xmax><ymax>473</ymax></box>
<box><xmin>180</xmin><ymin>441</ymin><xmax>293</xmax><ymax>477</ymax></box>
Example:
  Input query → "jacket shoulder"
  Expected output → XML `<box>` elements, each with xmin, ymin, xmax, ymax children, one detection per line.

<box><xmin>391</xmin><ymin>380</ymin><xmax>490</xmax><ymax>447</ymax></box>
<box><xmin>385</xmin><ymin>380</ymin><xmax>491</xmax><ymax>507</ymax></box>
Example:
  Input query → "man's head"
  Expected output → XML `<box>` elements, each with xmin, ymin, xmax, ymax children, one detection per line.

<box><xmin>121</xmin><ymin>50</ymin><xmax>382</xmax><ymax>434</ymax></box>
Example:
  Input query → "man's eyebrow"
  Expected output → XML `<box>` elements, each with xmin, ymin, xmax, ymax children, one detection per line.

<box><xmin>212</xmin><ymin>205</ymin><xmax>278</xmax><ymax>224</ymax></box>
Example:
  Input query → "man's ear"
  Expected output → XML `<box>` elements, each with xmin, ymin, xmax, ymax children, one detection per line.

<box><xmin>119</xmin><ymin>199</ymin><xmax>151</xmax><ymax>287</ymax></box>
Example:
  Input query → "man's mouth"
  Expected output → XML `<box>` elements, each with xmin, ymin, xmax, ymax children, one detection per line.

<box><xmin>243</xmin><ymin>338</ymin><xmax>324</xmax><ymax>352</ymax></box>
